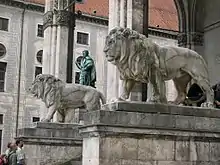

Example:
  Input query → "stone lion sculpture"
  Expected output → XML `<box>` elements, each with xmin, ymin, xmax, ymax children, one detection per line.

<box><xmin>103</xmin><ymin>27</ymin><xmax>214</xmax><ymax>108</ymax></box>
<box><xmin>29</xmin><ymin>74</ymin><xmax>106</xmax><ymax>122</ymax></box>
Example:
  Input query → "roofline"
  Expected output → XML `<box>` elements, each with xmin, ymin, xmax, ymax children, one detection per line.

<box><xmin>0</xmin><ymin>0</ymin><xmax>178</xmax><ymax>39</ymax></box>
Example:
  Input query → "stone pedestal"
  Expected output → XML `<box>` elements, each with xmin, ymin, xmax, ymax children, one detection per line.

<box><xmin>79</xmin><ymin>102</ymin><xmax>220</xmax><ymax>165</ymax></box>
<box><xmin>17</xmin><ymin>122</ymin><xmax>82</xmax><ymax>165</ymax></box>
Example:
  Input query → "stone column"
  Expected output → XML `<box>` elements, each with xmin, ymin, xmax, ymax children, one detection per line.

<box><xmin>42</xmin><ymin>0</ymin><xmax>53</xmax><ymax>74</ymax></box>
<box><xmin>128</xmin><ymin>0</ymin><xmax>146</xmax><ymax>101</ymax></box>
<box><xmin>42</xmin><ymin>0</ymin><xmax>72</xmax><ymax>120</ymax></box>
<box><xmin>106</xmin><ymin>0</ymin><xmax>120</xmax><ymax>102</ymax></box>
<box><xmin>107</xmin><ymin>0</ymin><xmax>148</xmax><ymax>102</ymax></box>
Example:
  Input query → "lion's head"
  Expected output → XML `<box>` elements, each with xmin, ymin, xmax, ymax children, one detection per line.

<box><xmin>103</xmin><ymin>27</ymin><xmax>158</xmax><ymax>82</ymax></box>
<box><xmin>103</xmin><ymin>27</ymin><xmax>124</xmax><ymax>64</ymax></box>
<box><xmin>29</xmin><ymin>74</ymin><xmax>64</xmax><ymax>108</ymax></box>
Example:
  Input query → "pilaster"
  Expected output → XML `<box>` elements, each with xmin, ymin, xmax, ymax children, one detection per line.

<box><xmin>107</xmin><ymin>0</ymin><xmax>148</xmax><ymax>102</ymax></box>
<box><xmin>42</xmin><ymin>0</ymin><xmax>72</xmax><ymax>120</ymax></box>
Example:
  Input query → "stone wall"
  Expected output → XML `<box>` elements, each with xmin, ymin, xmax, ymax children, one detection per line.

<box><xmin>17</xmin><ymin>122</ymin><xmax>82</xmax><ymax>165</ymax></box>
<box><xmin>80</xmin><ymin>102</ymin><xmax>220</xmax><ymax>165</ymax></box>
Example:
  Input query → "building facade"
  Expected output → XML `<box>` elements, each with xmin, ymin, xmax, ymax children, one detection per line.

<box><xmin>0</xmin><ymin>0</ymin><xmax>178</xmax><ymax>153</ymax></box>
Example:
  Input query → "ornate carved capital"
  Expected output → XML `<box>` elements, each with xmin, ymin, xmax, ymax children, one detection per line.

<box><xmin>54</xmin><ymin>10</ymin><xmax>71</xmax><ymax>26</ymax></box>
<box><xmin>43</xmin><ymin>11</ymin><xmax>53</xmax><ymax>30</ymax></box>
<box><xmin>177</xmin><ymin>33</ymin><xmax>187</xmax><ymax>47</ymax></box>
<box><xmin>177</xmin><ymin>32</ymin><xmax>204</xmax><ymax>47</ymax></box>
<box><xmin>191</xmin><ymin>32</ymin><xmax>204</xmax><ymax>46</ymax></box>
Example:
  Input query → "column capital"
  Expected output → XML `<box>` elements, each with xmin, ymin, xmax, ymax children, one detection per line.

<box><xmin>43</xmin><ymin>10</ymin><xmax>73</xmax><ymax>30</ymax></box>
<box><xmin>177</xmin><ymin>32</ymin><xmax>187</xmax><ymax>47</ymax></box>
<box><xmin>177</xmin><ymin>32</ymin><xmax>204</xmax><ymax>47</ymax></box>
<box><xmin>43</xmin><ymin>11</ymin><xmax>53</xmax><ymax>30</ymax></box>
<box><xmin>54</xmin><ymin>10</ymin><xmax>72</xmax><ymax>26</ymax></box>
<box><xmin>190</xmin><ymin>32</ymin><xmax>204</xmax><ymax>46</ymax></box>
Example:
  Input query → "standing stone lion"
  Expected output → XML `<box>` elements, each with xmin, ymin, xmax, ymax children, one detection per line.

<box><xmin>104</xmin><ymin>27</ymin><xmax>214</xmax><ymax>108</ymax></box>
<box><xmin>29</xmin><ymin>74</ymin><xmax>106</xmax><ymax>122</ymax></box>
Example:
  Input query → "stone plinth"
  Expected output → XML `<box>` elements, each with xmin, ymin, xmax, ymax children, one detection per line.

<box><xmin>79</xmin><ymin>101</ymin><xmax>220</xmax><ymax>165</ymax></box>
<box><xmin>17</xmin><ymin>122</ymin><xmax>83</xmax><ymax>165</ymax></box>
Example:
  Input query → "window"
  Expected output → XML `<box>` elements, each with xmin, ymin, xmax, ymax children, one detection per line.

<box><xmin>32</xmin><ymin>117</ymin><xmax>40</xmax><ymax>122</ymax></box>
<box><xmin>76</xmin><ymin>56</ymin><xmax>83</xmax><ymax>66</ymax></box>
<box><xmin>0</xmin><ymin>44</ymin><xmax>6</xmax><ymax>58</ymax></box>
<box><xmin>37</xmin><ymin>24</ymin><xmax>44</xmax><ymax>37</ymax></box>
<box><xmin>77</xmin><ymin>32</ymin><xmax>89</xmax><ymax>45</ymax></box>
<box><xmin>0</xmin><ymin>130</ymin><xmax>2</xmax><ymax>153</ymax></box>
<box><xmin>0</xmin><ymin>114</ymin><xmax>3</xmax><ymax>124</ymax></box>
<box><xmin>0</xmin><ymin>17</ymin><xmax>9</xmax><ymax>31</ymax></box>
<box><xmin>75</xmin><ymin>72</ymin><xmax>80</xmax><ymax>84</ymax></box>
<box><xmin>35</xmin><ymin>67</ymin><xmax>42</xmax><ymax>77</ymax></box>
<box><xmin>36</xmin><ymin>50</ymin><xmax>43</xmax><ymax>64</ymax></box>
<box><xmin>0</xmin><ymin>62</ymin><xmax>7</xmax><ymax>92</ymax></box>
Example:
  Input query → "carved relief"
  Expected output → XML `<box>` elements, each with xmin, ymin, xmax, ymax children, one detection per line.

<box><xmin>177</xmin><ymin>33</ymin><xmax>187</xmax><ymax>46</ymax></box>
<box><xmin>191</xmin><ymin>32</ymin><xmax>204</xmax><ymax>46</ymax></box>
<box><xmin>55</xmin><ymin>10</ymin><xmax>71</xmax><ymax>26</ymax></box>
<box><xmin>54</xmin><ymin>0</ymin><xmax>58</xmax><ymax>9</ymax></box>
<box><xmin>43</xmin><ymin>11</ymin><xmax>53</xmax><ymax>30</ymax></box>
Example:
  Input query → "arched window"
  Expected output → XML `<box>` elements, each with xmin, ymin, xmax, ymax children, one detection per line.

<box><xmin>76</xmin><ymin>56</ymin><xmax>83</xmax><ymax>65</ymax></box>
<box><xmin>0</xmin><ymin>62</ymin><xmax>7</xmax><ymax>92</ymax></box>
<box><xmin>36</xmin><ymin>50</ymin><xmax>43</xmax><ymax>64</ymax></box>
<box><xmin>0</xmin><ymin>43</ymin><xmax>6</xmax><ymax>58</ymax></box>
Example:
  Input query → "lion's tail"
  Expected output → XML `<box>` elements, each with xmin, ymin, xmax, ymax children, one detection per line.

<box><xmin>99</xmin><ymin>92</ymin><xmax>106</xmax><ymax>105</ymax></box>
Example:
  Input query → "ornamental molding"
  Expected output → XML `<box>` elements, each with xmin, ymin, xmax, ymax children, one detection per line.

<box><xmin>0</xmin><ymin>0</ymin><xmax>44</xmax><ymax>12</ymax></box>
<box><xmin>177</xmin><ymin>32</ymin><xmax>204</xmax><ymax>47</ymax></box>
<box><xmin>43</xmin><ymin>11</ymin><xmax>53</xmax><ymax>30</ymax></box>
<box><xmin>54</xmin><ymin>10</ymin><xmax>72</xmax><ymax>26</ymax></box>
<box><xmin>190</xmin><ymin>32</ymin><xmax>204</xmax><ymax>46</ymax></box>
<box><xmin>177</xmin><ymin>32</ymin><xmax>187</xmax><ymax>46</ymax></box>
<box><xmin>0</xmin><ymin>0</ymin><xmax>179</xmax><ymax>39</ymax></box>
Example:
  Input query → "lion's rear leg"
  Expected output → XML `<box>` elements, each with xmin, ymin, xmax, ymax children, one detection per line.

<box><xmin>172</xmin><ymin>74</ymin><xmax>191</xmax><ymax>105</ymax></box>
<box><xmin>194</xmin><ymin>77</ymin><xmax>214</xmax><ymax>108</ymax></box>
<box><xmin>119</xmin><ymin>79</ymin><xmax>135</xmax><ymax>101</ymax></box>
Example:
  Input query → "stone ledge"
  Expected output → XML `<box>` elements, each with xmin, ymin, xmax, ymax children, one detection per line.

<box><xmin>30</xmin><ymin>122</ymin><xmax>82</xmax><ymax>129</ymax></box>
<box><xmin>81</xmin><ymin>102</ymin><xmax>220</xmax><ymax>139</ymax></box>
<box><xmin>82</xmin><ymin>110</ymin><xmax>220</xmax><ymax>133</ymax></box>
<box><xmin>102</xmin><ymin>101</ymin><xmax>220</xmax><ymax>118</ymax></box>
<box><xmin>17</xmin><ymin>136</ymin><xmax>82</xmax><ymax>146</ymax></box>
<box><xmin>18</xmin><ymin>127</ymin><xmax>81</xmax><ymax>139</ymax></box>
<box><xmin>79</xmin><ymin>124</ymin><xmax>220</xmax><ymax>141</ymax></box>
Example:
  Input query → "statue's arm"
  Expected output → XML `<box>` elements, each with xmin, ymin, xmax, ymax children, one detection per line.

<box><xmin>84</xmin><ymin>60</ymin><xmax>94</xmax><ymax>71</ymax></box>
<box><xmin>75</xmin><ymin>62</ymin><xmax>81</xmax><ymax>70</ymax></box>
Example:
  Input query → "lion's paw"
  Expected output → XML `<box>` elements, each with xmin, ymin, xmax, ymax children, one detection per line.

<box><xmin>147</xmin><ymin>96</ymin><xmax>161</xmax><ymax>103</ymax></box>
<box><xmin>41</xmin><ymin>118</ymin><xmax>51</xmax><ymax>122</ymax></box>
<box><xmin>201</xmin><ymin>102</ymin><xmax>214</xmax><ymax>108</ymax></box>
<box><xmin>110</xmin><ymin>97</ymin><xmax>126</xmax><ymax>103</ymax></box>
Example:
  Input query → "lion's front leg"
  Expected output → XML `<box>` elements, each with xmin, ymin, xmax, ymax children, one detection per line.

<box><xmin>41</xmin><ymin>105</ymin><xmax>57</xmax><ymax>122</ymax></box>
<box><xmin>119</xmin><ymin>79</ymin><xmax>135</xmax><ymax>101</ymax></box>
<box><xmin>148</xmin><ymin>70</ymin><xmax>167</xmax><ymax>103</ymax></box>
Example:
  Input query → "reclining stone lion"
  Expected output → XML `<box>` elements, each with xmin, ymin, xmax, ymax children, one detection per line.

<box><xmin>104</xmin><ymin>27</ymin><xmax>214</xmax><ymax>108</ymax></box>
<box><xmin>29</xmin><ymin>74</ymin><xmax>106</xmax><ymax>122</ymax></box>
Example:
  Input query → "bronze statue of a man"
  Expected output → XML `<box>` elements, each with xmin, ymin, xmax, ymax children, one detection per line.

<box><xmin>75</xmin><ymin>50</ymin><xmax>96</xmax><ymax>88</ymax></box>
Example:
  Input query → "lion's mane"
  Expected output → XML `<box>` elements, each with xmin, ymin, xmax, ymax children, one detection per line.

<box><xmin>107</xmin><ymin>27</ymin><xmax>160</xmax><ymax>83</ymax></box>
<box><xmin>35</xmin><ymin>74</ymin><xmax>64</xmax><ymax>108</ymax></box>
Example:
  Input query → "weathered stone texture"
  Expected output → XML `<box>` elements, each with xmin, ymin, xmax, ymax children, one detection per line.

<box><xmin>17</xmin><ymin>122</ymin><xmax>82</xmax><ymax>165</ymax></box>
<box><xmin>80</xmin><ymin>102</ymin><xmax>220</xmax><ymax>165</ymax></box>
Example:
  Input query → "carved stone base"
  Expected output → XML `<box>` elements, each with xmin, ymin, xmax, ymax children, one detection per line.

<box><xmin>17</xmin><ymin>122</ymin><xmax>82</xmax><ymax>165</ymax></box>
<box><xmin>73</xmin><ymin>108</ymin><xmax>87</xmax><ymax>124</ymax></box>
<box><xmin>79</xmin><ymin>101</ymin><xmax>220</xmax><ymax>165</ymax></box>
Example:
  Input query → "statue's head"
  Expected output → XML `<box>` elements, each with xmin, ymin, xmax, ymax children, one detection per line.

<box><xmin>82</xmin><ymin>50</ymin><xmax>89</xmax><ymax>57</ymax></box>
